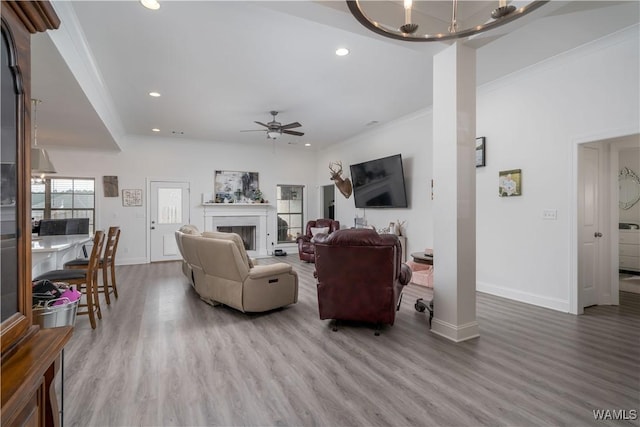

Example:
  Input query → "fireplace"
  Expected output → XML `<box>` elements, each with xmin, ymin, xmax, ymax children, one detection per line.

<box><xmin>216</xmin><ymin>226</ymin><xmax>256</xmax><ymax>251</ymax></box>
<box><xmin>202</xmin><ymin>204</ymin><xmax>269</xmax><ymax>257</ymax></box>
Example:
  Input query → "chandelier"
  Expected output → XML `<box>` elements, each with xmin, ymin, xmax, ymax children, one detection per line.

<box><xmin>346</xmin><ymin>0</ymin><xmax>549</xmax><ymax>42</ymax></box>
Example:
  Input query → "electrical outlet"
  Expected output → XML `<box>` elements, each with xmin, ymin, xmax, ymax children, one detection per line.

<box><xmin>542</xmin><ymin>209</ymin><xmax>557</xmax><ymax>220</ymax></box>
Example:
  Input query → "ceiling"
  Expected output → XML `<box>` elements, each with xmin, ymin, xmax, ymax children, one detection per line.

<box><xmin>31</xmin><ymin>1</ymin><xmax>639</xmax><ymax>152</ymax></box>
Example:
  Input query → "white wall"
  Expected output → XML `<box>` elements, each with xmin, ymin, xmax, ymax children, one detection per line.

<box><xmin>47</xmin><ymin>136</ymin><xmax>317</xmax><ymax>264</ymax></box>
<box><xmin>318</xmin><ymin>25</ymin><xmax>640</xmax><ymax>312</ymax></box>
<box><xmin>476</xmin><ymin>25</ymin><xmax>639</xmax><ymax>311</ymax></box>
<box><xmin>316</xmin><ymin>109</ymin><xmax>434</xmax><ymax>256</ymax></box>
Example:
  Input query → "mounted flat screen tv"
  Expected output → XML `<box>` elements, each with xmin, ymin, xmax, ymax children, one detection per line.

<box><xmin>350</xmin><ymin>154</ymin><xmax>408</xmax><ymax>208</ymax></box>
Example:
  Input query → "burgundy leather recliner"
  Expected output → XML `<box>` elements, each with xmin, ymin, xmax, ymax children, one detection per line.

<box><xmin>313</xmin><ymin>228</ymin><xmax>412</xmax><ymax>326</ymax></box>
<box><xmin>296</xmin><ymin>218</ymin><xmax>340</xmax><ymax>263</ymax></box>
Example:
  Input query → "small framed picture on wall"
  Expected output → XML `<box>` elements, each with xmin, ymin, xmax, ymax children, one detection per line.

<box><xmin>498</xmin><ymin>169</ymin><xmax>522</xmax><ymax>197</ymax></box>
<box><xmin>122</xmin><ymin>189</ymin><xmax>143</xmax><ymax>207</ymax></box>
<box><xmin>476</xmin><ymin>137</ymin><xmax>486</xmax><ymax>167</ymax></box>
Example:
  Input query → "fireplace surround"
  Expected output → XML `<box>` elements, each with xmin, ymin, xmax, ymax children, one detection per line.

<box><xmin>203</xmin><ymin>204</ymin><xmax>269</xmax><ymax>257</ymax></box>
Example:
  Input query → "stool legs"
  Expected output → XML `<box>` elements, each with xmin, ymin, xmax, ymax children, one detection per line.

<box><xmin>81</xmin><ymin>281</ymin><xmax>98</xmax><ymax>329</ymax></box>
<box><xmin>110</xmin><ymin>262</ymin><xmax>118</xmax><ymax>299</ymax></box>
<box><xmin>93</xmin><ymin>273</ymin><xmax>102</xmax><ymax>320</ymax></box>
<box><xmin>100</xmin><ymin>261</ymin><xmax>118</xmax><ymax>304</ymax></box>
<box><xmin>101</xmin><ymin>263</ymin><xmax>111</xmax><ymax>305</ymax></box>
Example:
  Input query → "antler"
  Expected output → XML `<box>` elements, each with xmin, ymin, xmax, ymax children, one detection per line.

<box><xmin>328</xmin><ymin>161</ymin><xmax>343</xmax><ymax>178</ymax></box>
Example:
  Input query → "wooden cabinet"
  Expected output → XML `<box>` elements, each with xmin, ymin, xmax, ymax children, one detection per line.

<box><xmin>620</xmin><ymin>229</ymin><xmax>640</xmax><ymax>273</ymax></box>
<box><xmin>1</xmin><ymin>3</ymin><xmax>71</xmax><ymax>427</ymax></box>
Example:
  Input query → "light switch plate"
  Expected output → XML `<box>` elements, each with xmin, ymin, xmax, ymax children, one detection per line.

<box><xmin>543</xmin><ymin>209</ymin><xmax>557</xmax><ymax>220</ymax></box>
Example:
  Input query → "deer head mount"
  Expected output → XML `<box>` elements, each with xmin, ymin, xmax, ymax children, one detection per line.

<box><xmin>329</xmin><ymin>161</ymin><xmax>352</xmax><ymax>199</ymax></box>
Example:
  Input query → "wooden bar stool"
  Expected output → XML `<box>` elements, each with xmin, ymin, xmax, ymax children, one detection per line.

<box><xmin>65</xmin><ymin>226</ymin><xmax>121</xmax><ymax>304</ymax></box>
<box><xmin>34</xmin><ymin>230</ymin><xmax>105</xmax><ymax>329</ymax></box>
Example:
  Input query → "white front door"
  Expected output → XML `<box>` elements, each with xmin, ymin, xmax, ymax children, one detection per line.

<box><xmin>150</xmin><ymin>181</ymin><xmax>190</xmax><ymax>262</ymax></box>
<box><xmin>578</xmin><ymin>146</ymin><xmax>601</xmax><ymax>309</ymax></box>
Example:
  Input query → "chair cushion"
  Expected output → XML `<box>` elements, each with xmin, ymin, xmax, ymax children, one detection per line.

<box><xmin>64</xmin><ymin>258</ymin><xmax>107</xmax><ymax>267</ymax></box>
<box><xmin>202</xmin><ymin>231</ymin><xmax>252</xmax><ymax>269</ymax></box>
<box><xmin>34</xmin><ymin>269</ymin><xmax>87</xmax><ymax>281</ymax></box>
<box><xmin>64</xmin><ymin>258</ymin><xmax>89</xmax><ymax>267</ymax></box>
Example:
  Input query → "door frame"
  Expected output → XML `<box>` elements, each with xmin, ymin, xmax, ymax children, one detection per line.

<box><xmin>570</xmin><ymin>127</ymin><xmax>638</xmax><ymax>314</ymax></box>
<box><xmin>146</xmin><ymin>178</ymin><xmax>191</xmax><ymax>263</ymax></box>
<box><xmin>321</xmin><ymin>184</ymin><xmax>335</xmax><ymax>220</ymax></box>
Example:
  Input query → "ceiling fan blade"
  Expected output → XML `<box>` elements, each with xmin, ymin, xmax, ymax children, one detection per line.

<box><xmin>240</xmin><ymin>129</ymin><xmax>266</xmax><ymax>132</ymax></box>
<box><xmin>280</xmin><ymin>122</ymin><xmax>301</xmax><ymax>130</ymax></box>
<box><xmin>283</xmin><ymin>130</ymin><xmax>304</xmax><ymax>136</ymax></box>
<box><xmin>254</xmin><ymin>121</ymin><xmax>270</xmax><ymax>128</ymax></box>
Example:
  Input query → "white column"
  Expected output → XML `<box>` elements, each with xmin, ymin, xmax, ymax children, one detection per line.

<box><xmin>431</xmin><ymin>42</ymin><xmax>479</xmax><ymax>342</ymax></box>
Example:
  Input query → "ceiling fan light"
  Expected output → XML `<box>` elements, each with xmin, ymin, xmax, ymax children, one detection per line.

<box><xmin>140</xmin><ymin>0</ymin><xmax>160</xmax><ymax>10</ymax></box>
<box><xmin>267</xmin><ymin>130</ymin><xmax>281</xmax><ymax>139</ymax></box>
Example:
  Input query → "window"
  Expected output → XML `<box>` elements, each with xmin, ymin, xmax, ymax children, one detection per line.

<box><xmin>276</xmin><ymin>185</ymin><xmax>303</xmax><ymax>243</ymax></box>
<box><xmin>32</xmin><ymin>177</ymin><xmax>95</xmax><ymax>232</ymax></box>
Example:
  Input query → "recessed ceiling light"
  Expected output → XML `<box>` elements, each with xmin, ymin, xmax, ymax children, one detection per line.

<box><xmin>140</xmin><ymin>0</ymin><xmax>160</xmax><ymax>10</ymax></box>
<box><xmin>305</xmin><ymin>143</ymin><xmax>311</xmax><ymax>147</ymax></box>
<box><xmin>152</xmin><ymin>128</ymin><xmax>160</xmax><ymax>132</ymax></box>
<box><xmin>149</xmin><ymin>91</ymin><xmax>161</xmax><ymax>97</ymax></box>
<box><xmin>335</xmin><ymin>48</ymin><xmax>350</xmax><ymax>56</ymax></box>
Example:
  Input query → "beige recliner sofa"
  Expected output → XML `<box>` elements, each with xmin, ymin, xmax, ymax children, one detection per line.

<box><xmin>175</xmin><ymin>226</ymin><xmax>298</xmax><ymax>312</ymax></box>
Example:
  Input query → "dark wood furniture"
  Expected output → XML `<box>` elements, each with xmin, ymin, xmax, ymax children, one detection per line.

<box><xmin>1</xmin><ymin>2</ymin><xmax>72</xmax><ymax>426</ymax></box>
<box><xmin>64</xmin><ymin>226</ymin><xmax>121</xmax><ymax>305</ymax></box>
<box><xmin>410</xmin><ymin>251</ymin><xmax>433</xmax><ymax>265</ymax></box>
<box><xmin>37</xmin><ymin>230</ymin><xmax>105</xmax><ymax>329</ymax></box>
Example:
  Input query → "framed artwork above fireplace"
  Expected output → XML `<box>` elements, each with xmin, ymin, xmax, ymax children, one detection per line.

<box><xmin>214</xmin><ymin>170</ymin><xmax>259</xmax><ymax>203</ymax></box>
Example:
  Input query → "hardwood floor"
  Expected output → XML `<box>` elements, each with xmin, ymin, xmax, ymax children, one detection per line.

<box><xmin>61</xmin><ymin>256</ymin><xmax>640</xmax><ymax>426</ymax></box>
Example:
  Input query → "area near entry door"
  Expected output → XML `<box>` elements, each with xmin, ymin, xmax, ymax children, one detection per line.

<box><xmin>150</xmin><ymin>181</ymin><xmax>190</xmax><ymax>262</ymax></box>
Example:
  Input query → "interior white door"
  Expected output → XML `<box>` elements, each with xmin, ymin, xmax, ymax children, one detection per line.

<box><xmin>578</xmin><ymin>146</ymin><xmax>600</xmax><ymax>309</ymax></box>
<box><xmin>150</xmin><ymin>181</ymin><xmax>190</xmax><ymax>262</ymax></box>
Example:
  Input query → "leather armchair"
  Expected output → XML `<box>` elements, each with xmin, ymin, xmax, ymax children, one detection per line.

<box><xmin>176</xmin><ymin>229</ymin><xmax>298</xmax><ymax>312</ymax></box>
<box><xmin>296</xmin><ymin>218</ymin><xmax>340</xmax><ymax>263</ymax></box>
<box><xmin>313</xmin><ymin>228</ymin><xmax>412</xmax><ymax>326</ymax></box>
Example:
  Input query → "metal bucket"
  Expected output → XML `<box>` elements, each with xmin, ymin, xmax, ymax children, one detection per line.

<box><xmin>33</xmin><ymin>297</ymin><xmax>79</xmax><ymax>328</ymax></box>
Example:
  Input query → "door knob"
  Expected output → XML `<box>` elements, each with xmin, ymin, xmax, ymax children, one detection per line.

<box><xmin>594</xmin><ymin>232</ymin><xmax>603</xmax><ymax>237</ymax></box>
<box><xmin>151</xmin><ymin>226</ymin><xmax>155</xmax><ymax>230</ymax></box>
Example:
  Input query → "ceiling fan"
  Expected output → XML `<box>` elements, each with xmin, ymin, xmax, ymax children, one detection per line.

<box><xmin>241</xmin><ymin>111</ymin><xmax>304</xmax><ymax>140</ymax></box>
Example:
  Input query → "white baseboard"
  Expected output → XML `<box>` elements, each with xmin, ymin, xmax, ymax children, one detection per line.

<box><xmin>115</xmin><ymin>257</ymin><xmax>148</xmax><ymax>266</ymax></box>
<box><xmin>477</xmin><ymin>281</ymin><xmax>570</xmax><ymax>312</ymax></box>
<box><xmin>431</xmin><ymin>319</ymin><xmax>480</xmax><ymax>342</ymax></box>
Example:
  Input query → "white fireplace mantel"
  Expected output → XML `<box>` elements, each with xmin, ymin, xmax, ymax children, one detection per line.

<box><xmin>202</xmin><ymin>203</ymin><xmax>271</xmax><ymax>257</ymax></box>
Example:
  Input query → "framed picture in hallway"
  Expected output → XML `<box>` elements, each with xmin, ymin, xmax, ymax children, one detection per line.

<box><xmin>476</xmin><ymin>137</ymin><xmax>486</xmax><ymax>167</ymax></box>
<box><xmin>498</xmin><ymin>169</ymin><xmax>522</xmax><ymax>197</ymax></box>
